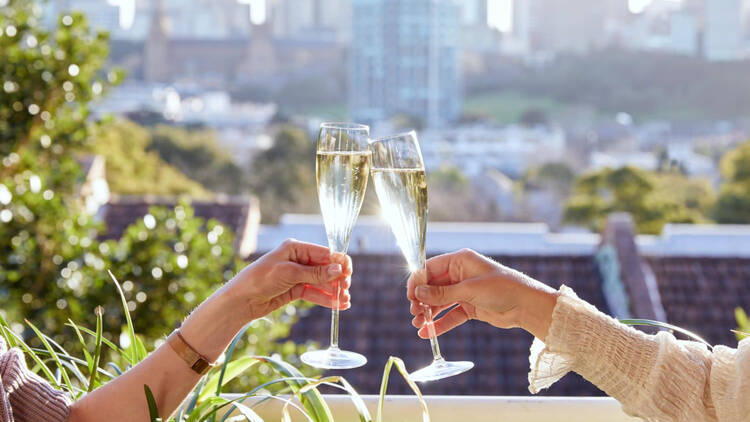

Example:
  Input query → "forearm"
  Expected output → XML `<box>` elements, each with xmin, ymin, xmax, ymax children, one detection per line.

<box><xmin>528</xmin><ymin>286</ymin><xmax>717</xmax><ymax>421</ymax></box>
<box><xmin>68</xmin><ymin>286</ymin><xmax>247</xmax><ymax>421</ymax></box>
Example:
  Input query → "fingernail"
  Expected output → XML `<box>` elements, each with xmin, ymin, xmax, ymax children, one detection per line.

<box><xmin>415</xmin><ymin>286</ymin><xmax>428</xmax><ymax>299</ymax></box>
<box><xmin>327</xmin><ymin>264</ymin><xmax>343</xmax><ymax>276</ymax></box>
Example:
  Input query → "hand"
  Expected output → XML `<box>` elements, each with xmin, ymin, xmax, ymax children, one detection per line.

<box><xmin>407</xmin><ymin>249</ymin><xmax>559</xmax><ymax>340</ymax></box>
<box><xmin>226</xmin><ymin>239</ymin><xmax>353</xmax><ymax>321</ymax></box>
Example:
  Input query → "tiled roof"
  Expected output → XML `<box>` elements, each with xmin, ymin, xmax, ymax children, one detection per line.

<box><xmin>289</xmin><ymin>254</ymin><xmax>608</xmax><ymax>396</ymax></box>
<box><xmin>101</xmin><ymin>195</ymin><xmax>259</xmax><ymax>256</ymax></box>
<box><xmin>647</xmin><ymin>256</ymin><xmax>750</xmax><ymax>347</ymax></box>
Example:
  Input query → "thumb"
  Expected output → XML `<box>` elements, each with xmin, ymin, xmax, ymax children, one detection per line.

<box><xmin>414</xmin><ymin>283</ymin><xmax>470</xmax><ymax>306</ymax></box>
<box><xmin>286</xmin><ymin>262</ymin><xmax>344</xmax><ymax>285</ymax></box>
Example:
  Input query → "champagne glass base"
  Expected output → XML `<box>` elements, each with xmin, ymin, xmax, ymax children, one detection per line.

<box><xmin>301</xmin><ymin>347</ymin><xmax>367</xmax><ymax>369</ymax></box>
<box><xmin>409</xmin><ymin>358</ymin><xmax>474</xmax><ymax>382</ymax></box>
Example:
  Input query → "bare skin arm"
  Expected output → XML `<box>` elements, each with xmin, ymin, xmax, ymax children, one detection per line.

<box><xmin>68</xmin><ymin>239</ymin><xmax>352</xmax><ymax>422</ymax></box>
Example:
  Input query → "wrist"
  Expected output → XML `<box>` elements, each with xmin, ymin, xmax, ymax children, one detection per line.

<box><xmin>519</xmin><ymin>287</ymin><xmax>560</xmax><ymax>341</ymax></box>
<box><xmin>179</xmin><ymin>287</ymin><xmax>246</xmax><ymax>362</ymax></box>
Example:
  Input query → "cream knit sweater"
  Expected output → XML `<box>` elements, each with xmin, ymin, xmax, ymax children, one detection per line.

<box><xmin>0</xmin><ymin>337</ymin><xmax>70</xmax><ymax>422</ymax></box>
<box><xmin>529</xmin><ymin>286</ymin><xmax>749</xmax><ymax>422</ymax></box>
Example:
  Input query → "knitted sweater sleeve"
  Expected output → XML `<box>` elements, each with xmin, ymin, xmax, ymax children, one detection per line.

<box><xmin>0</xmin><ymin>337</ymin><xmax>71</xmax><ymax>422</ymax></box>
<box><xmin>528</xmin><ymin>285</ymin><xmax>750</xmax><ymax>422</ymax></box>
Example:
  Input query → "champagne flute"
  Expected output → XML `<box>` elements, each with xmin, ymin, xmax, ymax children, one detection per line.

<box><xmin>369</xmin><ymin>131</ymin><xmax>474</xmax><ymax>382</ymax></box>
<box><xmin>301</xmin><ymin>122</ymin><xmax>370</xmax><ymax>369</ymax></box>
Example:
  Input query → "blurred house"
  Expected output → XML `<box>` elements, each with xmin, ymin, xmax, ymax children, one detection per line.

<box><xmin>511</xmin><ymin>0</ymin><xmax>630</xmax><ymax>54</ymax></box>
<box><xmin>703</xmin><ymin>0</ymin><xmax>748</xmax><ymax>61</ymax></box>
<box><xmin>621</xmin><ymin>0</ymin><xmax>750</xmax><ymax>61</ymax></box>
<box><xmin>253</xmin><ymin>213</ymin><xmax>749</xmax><ymax>395</ymax></box>
<box><xmin>101</xmin><ymin>195</ymin><xmax>260</xmax><ymax>258</ymax></box>
<box><xmin>420</xmin><ymin>124</ymin><xmax>566</xmax><ymax>178</ymax></box>
<box><xmin>75</xmin><ymin>156</ymin><xmax>261</xmax><ymax>258</ymax></box>
<box><xmin>589</xmin><ymin>151</ymin><xmax>659</xmax><ymax>171</ymax></box>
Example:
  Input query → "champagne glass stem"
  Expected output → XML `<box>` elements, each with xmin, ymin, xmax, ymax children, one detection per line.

<box><xmin>418</xmin><ymin>254</ymin><xmax>443</xmax><ymax>361</ymax></box>
<box><xmin>330</xmin><ymin>279</ymin><xmax>340</xmax><ymax>349</ymax></box>
<box><xmin>422</xmin><ymin>303</ymin><xmax>444</xmax><ymax>361</ymax></box>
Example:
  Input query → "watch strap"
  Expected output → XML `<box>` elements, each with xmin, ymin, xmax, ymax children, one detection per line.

<box><xmin>166</xmin><ymin>330</ymin><xmax>214</xmax><ymax>375</ymax></box>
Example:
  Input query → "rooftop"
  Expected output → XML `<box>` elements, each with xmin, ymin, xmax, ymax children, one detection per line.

<box><xmin>101</xmin><ymin>195</ymin><xmax>260</xmax><ymax>257</ymax></box>
<box><xmin>253</xmin><ymin>214</ymin><xmax>750</xmax><ymax>396</ymax></box>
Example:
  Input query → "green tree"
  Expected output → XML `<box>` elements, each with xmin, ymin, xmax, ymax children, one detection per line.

<box><xmin>523</xmin><ymin>162</ymin><xmax>575</xmax><ymax>195</ymax></box>
<box><xmin>714</xmin><ymin>141</ymin><xmax>750</xmax><ymax>223</ymax></box>
<box><xmin>564</xmin><ymin>166</ymin><xmax>713</xmax><ymax>234</ymax></box>
<box><xmin>0</xmin><ymin>3</ymin><xmax>314</xmax><ymax>385</ymax></box>
<box><xmin>427</xmin><ymin>166</ymin><xmax>499</xmax><ymax>222</ymax></box>
<box><xmin>0</xmin><ymin>3</ymin><xmax>115</xmax><ymax>332</ymax></box>
<box><xmin>519</xmin><ymin>108</ymin><xmax>549</xmax><ymax>127</ymax></box>
<box><xmin>248</xmin><ymin>125</ymin><xmax>318</xmax><ymax>222</ymax></box>
<box><xmin>148</xmin><ymin>124</ymin><xmax>246</xmax><ymax>195</ymax></box>
<box><xmin>91</xmin><ymin>119</ymin><xmax>209</xmax><ymax>197</ymax></box>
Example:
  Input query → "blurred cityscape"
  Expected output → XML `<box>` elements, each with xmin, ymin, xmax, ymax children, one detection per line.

<box><xmin>39</xmin><ymin>0</ymin><xmax>750</xmax><ymax>232</ymax></box>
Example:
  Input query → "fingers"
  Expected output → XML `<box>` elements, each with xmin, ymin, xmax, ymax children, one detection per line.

<box><xmin>426</xmin><ymin>249</ymin><xmax>477</xmax><ymax>282</ymax></box>
<box><xmin>283</xmin><ymin>261</ymin><xmax>345</xmax><ymax>286</ymax></box>
<box><xmin>410</xmin><ymin>302</ymin><xmax>457</xmax><ymax>327</ymax></box>
<box><xmin>416</xmin><ymin>305</ymin><xmax>471</xmax><ymax>338</ymax></box>
<box><xmin>409</xmin><ymin>301</ymin><xmax>451</xmax><ymax>318</ymax></box>
<box><xmin>406</xmin><ymin>249</ymin><xmax>479</xmax><ymax>300</ymax></box>
<box><xmin>278</xmin><ymin>238</ymin><xmax>333</xmax><ymax>266</ymax></box>
<box><xmin>329</xmin><ymin>252</ymin><xmax>353</xmax><ymax>277</ymax></box>
<box><xmin>413</xmin><ymin>282</ymin><xmax>473</xmax><ymax>307</ymax></box>
<box><xmin>292</xmin><ymin>281</ymin><xmax>351</xmax><ymax>310</ymax></box>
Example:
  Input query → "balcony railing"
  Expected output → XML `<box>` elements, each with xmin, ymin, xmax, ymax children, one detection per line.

<box><xmin>224</xmin><ymin>395</ymin><xmax>640</xmax><ymax>422</ymax></box>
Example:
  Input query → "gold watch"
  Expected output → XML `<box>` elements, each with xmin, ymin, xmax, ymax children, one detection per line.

<box><xmin>166</xmin><ymin>330</ymin><xmax>215</xmax><ymax>375</ymax></box>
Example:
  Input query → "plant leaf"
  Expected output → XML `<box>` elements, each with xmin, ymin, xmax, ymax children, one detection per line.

<box><xmin>226</xmin><ymin>401</ymin><xmax>264</xmax><ymax>422</ymax></box>
<box><xmin>25</xmin><ymin>320</ymin><xmax>75</xmax><ymax>393</ymax></box>
<box><xmin>377</xmin><ymin>357</ymin><xmax>430</xmax><ymax>422</ymax></box>
<box><xmin>67</xmin><ymin>318</ymin><xmax>94</xmax><ymax>369</ymax></box>
<box><xmin>619</xmin><ymin>318</ymin><xmax>713</xmax><ymax>348</ymax></box>
<box><xmin>2</xmin><ymin>326</ymin><xmax>58</xmax><ymax>386</ymax></box>
<box><xmin>281</xmin><ymin>377</ymin><xmax>339</xmax><ymax>422</ymax></box>
<box><xmin>254</xmin><ymin>356</ymin><xmax>333</xmax><ymax>422</ymax></box>
<box><xmin>69</xmin><ymin>324</ymin><xmax>124</xmax><ymax>355</ymax></box>
<box><xmin>338</xmin><ymin>377</ymin><xmax>372</xmax><ymax>422</ymax></box>
<box><xmin>108</xmin><ymin>269</ymin><xmax>139</xmax><ymax>365</ymax></box>
<box><xmin>200</xmin><ymin>356</ymin><xmax>258</xmax><ymax>402</ymax></box>
<box><xmin>0</xmin><ymin>313</ymin><xmax>18</xmax><ymax>348</ymax></box>
<box><xmin>144</xmin><ymin>385</ymin><xmax>161</xmax><ymax>422</ymax></box>
<box><xmin>89</xmin><ymin>306</ymin><xmax>104</xmax><ymax>391</ymax></box>
<box><xmin>216</xmin><ymin>323</ymin><xmax>252</xmax><ymax>398</ymax></box>
<box><xmin>108</xmin><ymin>362</ymin><xmax>123</xmax><ymax>376</ymax></box>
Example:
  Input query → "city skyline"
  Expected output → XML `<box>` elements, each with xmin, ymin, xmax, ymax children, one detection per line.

<box><xmin>96</xmin><ymin>0</ymin><xmax>683</xmax><ymax>34</ymax></box>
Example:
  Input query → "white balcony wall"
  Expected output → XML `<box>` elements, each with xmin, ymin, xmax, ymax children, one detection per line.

<box><xmin>222</xmin><ymin>395</ymin><xmax>640</xmax><ymax>422</ymax></box>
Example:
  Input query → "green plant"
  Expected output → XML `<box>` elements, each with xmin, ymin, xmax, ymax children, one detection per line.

<box><xmin>90</xmin><ymin>119</ymin><xmax>209</xmax><ymax>197</ymax></box>
<box><xmin>0</xmin><ymin>274</ymin><xmax>429</xmax><ymax>422</ymax></box>
<box><xmin>0</xmin><ymin>0</ymin><xmax>119</xmax><ymax>336</ymax></box>
<box><xmin>248</xmin><ymin>125</ymin><xmax>319</xmax><ymax>223</ymax></box>
<box><xmin>714</xmin><ymin>141</ymin><xmax>750</xmax><ymax>224</ymax></box>
<box><xmin>622</xmin><ymin>311</ymin><xmax>750</xmax><ymax>346</ymax></box>
<box><xmin>619</xmin><ymin>319</ymin><xmax>712</xmax><ymax>349</ymax></box>
<box><xmin>564</xmin><ymin>166</ymin><xmax>713</xmax><ymax>234</ymax></box>
<box><xmin>734</xmin><ymin>308</ymin><xmax>749</xmax><ymax>341</ymax></box>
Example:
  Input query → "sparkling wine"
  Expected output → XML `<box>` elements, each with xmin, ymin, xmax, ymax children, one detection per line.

<box><xmin>316</xmin><ymin>151</ymin><xmax>371</xmax><ymax>252</ymax></box>
<box><xmin>371</xmin><ymin>167</ymin><xmax>428</xmax><ymax>271</ymax></box>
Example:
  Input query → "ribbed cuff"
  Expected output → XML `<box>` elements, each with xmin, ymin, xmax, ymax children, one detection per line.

<box><xmin>1</xmin><ymin>348</ymin><xmax>70</xmax><ymax>422</ymax></box>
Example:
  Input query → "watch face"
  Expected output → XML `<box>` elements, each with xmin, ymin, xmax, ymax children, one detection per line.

<box><xmin>167</xmin><ymin>330</ymin><xmax>213</xmax><ymax>375</ymax></box>
<box><xmin>192</xmin><ymin>359</ymin><xmax>212</xmax><ymax>375</ymax></box>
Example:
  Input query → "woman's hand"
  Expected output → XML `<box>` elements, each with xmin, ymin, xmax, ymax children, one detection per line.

<box><xmin>225</xmin><ymin>239</ymin><xmax>353</xmax><ymax>322</ymax></box>
<box><xmin>407</xmin><ymin>249</ymin><xmax>559</xmax><ymax>340</ymax></box>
